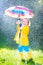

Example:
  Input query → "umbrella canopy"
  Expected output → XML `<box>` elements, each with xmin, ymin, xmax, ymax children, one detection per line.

<box><xmin>5</xmin><ymin>6</ymin><xmax>34</xmax><ymax>19</ymax></box>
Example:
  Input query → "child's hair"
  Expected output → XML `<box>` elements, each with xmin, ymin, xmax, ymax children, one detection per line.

<box><xmin>25</xmin><ymin>18</ymin><xmax>29</xmax><ymax>25</ymax></box>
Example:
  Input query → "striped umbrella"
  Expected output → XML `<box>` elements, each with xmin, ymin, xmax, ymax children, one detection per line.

<box><xmin>5</xmin><ymin>6</ymin><xmax>34</xmax><ymax>19</ymax></box>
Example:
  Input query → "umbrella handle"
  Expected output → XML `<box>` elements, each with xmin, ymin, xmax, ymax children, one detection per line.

<box><xmin>17</xmin><ymin>18</ymin><xmax>21</xmax><ymax>22</ymax></box>
<box><xmin>18</xmin><ymin>18</ymin><xmax>20</xmax><ymax>20</ymax></box>
<box><xmin>18</xmin><ymin>14</ymin><xmax>21</xmax><ymax>20</ymax></box>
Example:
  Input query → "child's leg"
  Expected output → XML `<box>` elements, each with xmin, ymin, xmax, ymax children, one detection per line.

<box><xmin>18</xmin><ymin>45</ymin><xmax>24</xmax><ymax>60</ymax></box>
<box><xmin>24</xmin><ymin>46</ymin><xmax>32</xmax><ymax>60</ymax></box>
<box><xmin>27</xmin><ymin>52</ymin><xmax>32</xmax><ymax>60</ymax></box>
<box><xmin>19</xmin><ymin>52</ymin><xmax>23</xmax><ymax>60</ymax></box>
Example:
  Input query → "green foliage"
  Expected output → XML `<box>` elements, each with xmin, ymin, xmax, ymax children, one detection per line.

<box><xmin>0</xmin><ymin>48</ymin><xmax>43</xmax><ymax>65</ymax></box>
<box><xmin>0</xmin><ymin>0</ymin><xmax>43</xmax><ymax>50</ymax></box>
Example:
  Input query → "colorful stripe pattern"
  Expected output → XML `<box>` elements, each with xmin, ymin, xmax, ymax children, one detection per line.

<box><xmin>5</xmin><ymin>6</ymin><xmax>34</xmax><ymax>18</ymax></box>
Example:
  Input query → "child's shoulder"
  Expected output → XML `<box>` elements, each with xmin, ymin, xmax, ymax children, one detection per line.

<box><xmin>23</xmin><ymin>25</ymin><xmax>29</xmax><ymax>30</ymax></box>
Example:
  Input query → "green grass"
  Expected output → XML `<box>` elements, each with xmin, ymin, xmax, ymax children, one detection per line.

<box><xmin>0</xmin><ymin>48</ymin><xmax>43</xmax><ymax>65</ymax></box>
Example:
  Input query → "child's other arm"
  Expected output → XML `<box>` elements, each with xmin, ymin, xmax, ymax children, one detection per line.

<box><xmin>28</xmin><ymin>21</ymin><xmax>31</xmax><ymax>26</ymax></box>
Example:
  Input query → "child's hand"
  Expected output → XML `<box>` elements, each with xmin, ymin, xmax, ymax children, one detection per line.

<box><xmin>16</xmin><ymin>20</ymin><xmax>20</xmax><ymax>24</ymax></box>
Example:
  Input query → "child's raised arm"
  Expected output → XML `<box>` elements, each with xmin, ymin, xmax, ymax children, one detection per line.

<box><xmin>16</xmin><ymin>20</ymin><xmax>21</xmax><ymax>24</ymax></box>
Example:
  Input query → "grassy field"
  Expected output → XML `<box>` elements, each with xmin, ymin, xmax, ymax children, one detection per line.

<box><xmin>0</xmin><ymin>48</ymin><xmax>43</xmax><ymax>65</ymax></box>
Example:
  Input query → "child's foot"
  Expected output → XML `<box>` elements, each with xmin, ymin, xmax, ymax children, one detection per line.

<box><xmin>21</xmin><ymin>59</ymin><xmax>28</xmax><ymax>64</ymax></box>
<box><xmin>26</xmin><ymin>58</ymin><xmax>35</xmax><ymax>65</ymax></box>
<box><xmin>21</xmin><ymin>58</ymin><xmax>35</xmax><ymax>65</ymax></box>
<box><xmin>21</xmin><ymin>59</ymin><xmax>25</xmax><ymax>63</ymax></box>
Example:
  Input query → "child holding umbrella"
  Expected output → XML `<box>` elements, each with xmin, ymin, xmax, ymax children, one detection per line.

<box><xmin>14</xmin><ymin>18</ymin><xmax>34</xmax><ymax>63</ymax></box>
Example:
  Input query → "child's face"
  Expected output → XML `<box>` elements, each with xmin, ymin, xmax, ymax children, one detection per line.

<box><xmin>21</xmin><ymin>18</ymin><xmax>29</xmax><ymax>26</ymax></box>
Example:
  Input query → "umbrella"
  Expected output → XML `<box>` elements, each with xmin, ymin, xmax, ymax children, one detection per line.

<box><xmin>5</xmin><ymin>6</ymin><xmax>34</xmax><ymax>19</ymax></box>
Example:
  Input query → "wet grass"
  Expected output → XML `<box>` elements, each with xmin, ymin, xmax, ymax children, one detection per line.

<box><xmin>0</xmin><ymin>48</ymin><xmax>43</xmax><ymax>65</ymax></box>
